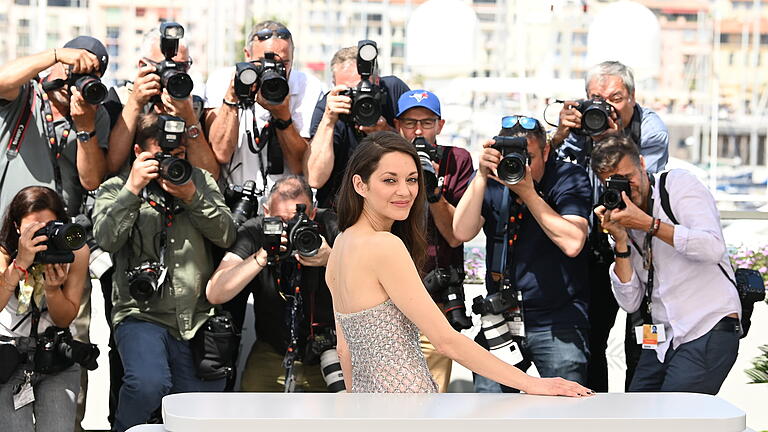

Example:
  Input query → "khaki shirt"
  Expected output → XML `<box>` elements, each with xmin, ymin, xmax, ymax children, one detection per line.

<box><xmin>92</xmin><ymin>167</ymin><xmax>235</xmax><ymax>340</ymax></box>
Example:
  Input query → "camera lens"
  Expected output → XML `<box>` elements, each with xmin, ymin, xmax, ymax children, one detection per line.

<box><xmin>48</xmin><ymin>223</ymin><xmax>87</xmax><ymax>251</ymax></box>
<box><xmin>129</xmin><ymin>272</ymin><xmax>159</xmax><ymax>302</ymax></box>
<box><xmin>259</xmin><ymin>71</ymin><xmax>289</xmax><ymax>104</ymax></box>
<box><xmin>159</xmin><ymin>157</ymin><xmax>193</xmax><ymax>185</ymax></box>
<box><xmin>497</xmin><ymin>154</ymin><xmax>526</xmax><ymax>185</ymax></box>
<box><xmin>320</xmin><ymin>349</ymin><xmax>346</xmax><ymax>392</ymax></box>
<box><xmin>292</xmin><ymin>227</ymin><xmax>322</xmax><ymax>257</ymax></box>
<box><xmin>163</xmin><ymin>71</ymin><xmax>194</xmax><ymax>99</ymax></box>
<box><xmin>353</xmin><ymin>97</ymin><xmax>381</xmax><ymax>126</ymax></box>
<box><xmin>601</xmin><ymin>189</ymin><xmax>624</xmax><ymax>210</ymax></box>
<box><xmin>480</xmin><ymin>313</ymin><xmax>514</xmax><ymax>350</ymax></box>
<box><xmin>74</xmin><ymin>76</ymin><xmax>107</xmax><ymax>105</ymax></box>
<box><xmin>582</xmin><ymin>109</ymin><xmax>609</xmax><ymax>135</ymax></box>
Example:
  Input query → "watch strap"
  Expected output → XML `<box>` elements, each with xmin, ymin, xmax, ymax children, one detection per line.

<box><xmin>272</xmin><ymin>117</ymin><xmax>293</xmax><ymax>130</ymax></box>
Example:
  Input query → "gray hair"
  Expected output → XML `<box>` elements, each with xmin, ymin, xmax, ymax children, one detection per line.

<box><xmin>267</xmin><ymin>175</ymin><xmax>314</xmax><ymax>208</ymax></box>
<box><xmin>585</xmin><ymin>61</ymin><xmax>635</xmax><ymax>96</ymax></box>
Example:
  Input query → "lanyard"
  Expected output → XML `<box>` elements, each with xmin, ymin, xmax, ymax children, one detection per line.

<box><xmin>40</xmin><ymin>92</ymin><xmax>69</xmax><ymax>201</ymax></box>
<box><xmin>628</xmin><ymin>174</ymin><xmax>656</xmax><ymax>324</ymax></box>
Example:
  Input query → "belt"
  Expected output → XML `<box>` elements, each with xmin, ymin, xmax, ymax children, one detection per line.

<box><xmin>711</xmin><ymin>316</ymin><xmax>740</xmax><ymax>333</ymax></box>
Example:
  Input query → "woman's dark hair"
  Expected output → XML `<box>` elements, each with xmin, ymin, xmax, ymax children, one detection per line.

<box><xmin>0</xmin><ymin>186</ymin><xmax>67</xmax><ymax>255</ymax></box>
<box><xmin>336</xmin><ymin>131</ymin><xmax>428</xmax><ymax>271</ymax></box>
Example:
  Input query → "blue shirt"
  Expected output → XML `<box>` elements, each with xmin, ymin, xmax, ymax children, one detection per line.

<box><xmin>481</xmin><ymin>157</ymin><xmax>592</xmax><ymax>330</ymax></box>
<box><xmin>558</xmin><ymin>104</ymin><xmax>669</xmax><ymax>174</ymax></box>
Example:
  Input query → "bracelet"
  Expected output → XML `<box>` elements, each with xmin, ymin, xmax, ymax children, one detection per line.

<box><xmin>254</xmin><ymin>254</ymin><xmax>267</xmax><ymax>268</ymax></box>
<box><xmin>222</xmin><ymin>98</ymin><xmax>238</xmax><ymax>107</ymax></box>
<box><xmin>648</xmin><ymin>218</ymin><xmax>661</xmax><ymax>236</ymax></box>
<box><xmin>613</xmin><ymin>246</ymin><xmax>631</xmax><ymax>259</ymax></box>
<box><xmin>11</xmin><ymin>259</ymin><xmax>28</xmax><ymax>282</ymax></box>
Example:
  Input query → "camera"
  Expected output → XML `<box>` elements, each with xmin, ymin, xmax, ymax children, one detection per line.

<box><xmin>304</xmin><ymin>329</ymin><xmax>345</xmax><ymax>392</ymax></box>
<box><xmin>67</xmin><ymin>72</ymin><xmax>107</xmax><ymax>105</ymax></box>
<box><xmin>412</xmin><ymin>137</ymin><xmax>442</xmax><ymax>203</ymax></box>
<box><xmin>735</xmin><ymin>268</ymin><xmax>767</xmax><ymax>304</ymax></box>
<box><xmin>152</xmin><ymin>115</ymin><xmax>193</xmax><ymax>185</ymax></box>
<box><xmin>423</xmin><ymin>267</ymin><xmax>472</xmax><ymax>331</ymax></box>
<box><xmin>152</xmin><ymin>22</ymin><xmax>194</xmax><ymax>100</ymax></box>
<box><xmin>234</xmin><ymin>52</ymin><xmax>289</xmax><ymax>106</ymax></box>
<box><xmin>491</xmin><ymin>136</ymin><xmax>529</xmax><ymax>185</ymax></box>
<box><xmin>263</xmin><ymin>204</ymin><xmax>322</xmax><ymax>262</ymax></box>
<box><xmin>600</xmin><ymin>174</ymin><xmax>631</xmax><ymax>210</ymax></box>
<box><xmin>340</xmin><ymin>40</ymin><xmax>387</xmax><ymax>127</ymax></box>
<box><xmin>72</xmin><ymin>214</ymin><xmax>113</xmax><ymax>279</ymax></box>
<box><xmin>33</xmin><ymin>221</ymin><xmax>86</xmax><ymax>264</ymax></box>
<box><xmin>34</xmin><ymin>326</ymin><xmax>99</xmax><ymax>374</ymax></box>
<box><xmin>127</xmin><ymin>261</ymin><xmax>165</xmax><ymax>302</ymax></box>
<box><xmin>472</xmin><ymin>290</ymin><xmax>519</xmax><ymax>350</ymax></box>
<box><xmin>575</xmin><ymin>97</ymin><xmax>614</xmax><ymax>136</ymax></box>
<box><xmin>224</xmin><ymin>180</ymin><xmax>261</xmax><ymax>227</ymax></box>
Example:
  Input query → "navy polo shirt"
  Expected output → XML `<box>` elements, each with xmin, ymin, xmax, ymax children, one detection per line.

<box><xmin>481</xmin><ymin>157</ymin><xmax>592</xmax><ymax>331</ymax></box>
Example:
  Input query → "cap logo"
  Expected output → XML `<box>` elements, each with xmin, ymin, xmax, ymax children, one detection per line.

<box><xmin>409</xmin><ymin>92</ymin><xmax>429</xmax><ymax>103</ymax></box>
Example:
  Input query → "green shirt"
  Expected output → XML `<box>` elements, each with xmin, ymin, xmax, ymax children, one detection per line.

<box><xmin>92</xmin><ymin>167</ymin><xmax>236</xmax><ymax>340</ymax></box>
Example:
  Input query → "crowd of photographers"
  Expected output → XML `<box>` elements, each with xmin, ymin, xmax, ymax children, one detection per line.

<box><xmin>0</xmin><ymin>18</ymin><xmax>764</xmax><ymax>432</ymax></box>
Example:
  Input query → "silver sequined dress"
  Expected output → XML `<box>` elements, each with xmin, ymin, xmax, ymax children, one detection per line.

<box><xmin>335</xmin><ymin>299</ymin><xmax>438</xmax><ymax>393</ymax></box>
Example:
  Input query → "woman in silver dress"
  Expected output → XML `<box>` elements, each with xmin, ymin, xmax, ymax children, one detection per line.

<box><xmin>326</xmin><ymin>131</ymin><xmax>593</xmax><ymax>396</ymax></box>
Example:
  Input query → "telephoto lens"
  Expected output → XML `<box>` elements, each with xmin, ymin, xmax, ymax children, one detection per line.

<box><xmin>319</xmin><ymin>349</ymin><xmax>346</xmax><ymax>392</ymax></box>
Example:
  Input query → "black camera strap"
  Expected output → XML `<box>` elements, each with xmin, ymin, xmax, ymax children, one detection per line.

<box><xmin>242</xmin><ymin>108</ymin><xmax>271</xmax><ymax>190</ymax></box>
<box><xmin>40</xmin><ymin>91</ymin><xmax>69</xmax><ymax>205</ymax></box>
<box><xmin>282</xmin><ymin>260</ymin><xmax>303</xmax><ymax>392</ymax></box>
<box><xmin>488</xmin><ymin>187</ymin><xmax>525</xmax><ymax>308</ymax></box>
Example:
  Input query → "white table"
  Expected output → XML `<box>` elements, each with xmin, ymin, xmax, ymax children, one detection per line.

<box><xmin>157</xmin><ymin>392</ymin><xmax>747</xmax><ymax>432</ymax></box>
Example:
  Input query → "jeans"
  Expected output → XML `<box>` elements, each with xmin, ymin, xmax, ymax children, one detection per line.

<box><xmin>113</xmin><ymin>318</ymin><xmax>225</xmax><ymax>432</ymax></box>
<box><xmin>630</xmin><ymin>323</ymin><xmax>739</xmax><ymax>394</ymax></box>
<box><xmin>473</xmin><ymin>327</ymin><xmax>590</xmax><ymax>392</ymax></box>
<box><xmin>0</xmin><ymin>363</ymin><xmax>80</xmax><ymax>432</ymax></box>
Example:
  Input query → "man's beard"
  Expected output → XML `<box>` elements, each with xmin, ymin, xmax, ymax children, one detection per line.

<box><xmin>48</xmin><ymin>88</ymin><xmax>70</xmax><ymax>112</ymax></box>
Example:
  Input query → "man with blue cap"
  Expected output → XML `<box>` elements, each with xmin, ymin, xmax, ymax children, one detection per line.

<box><xmin>393</xmin><ymin>90</ymin><xmax>474</xmax><ymax>392</ymax></box>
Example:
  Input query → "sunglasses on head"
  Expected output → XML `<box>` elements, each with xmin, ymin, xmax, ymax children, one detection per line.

<box><xmin>254</xmin><ymin>28</ymin><xmax>292</xmax><ymax>41</ymax></box>
<box><xmin>501</xmin><ymin>115</ymin><xmax>540</xmax><ymax>131</ymax></box>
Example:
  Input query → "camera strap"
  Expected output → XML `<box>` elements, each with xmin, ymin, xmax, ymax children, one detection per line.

<box><xmin>488</xmin><ymin>187</ymin><xmax>526</xmax><ymax>319</ymax></box>
<box><xmin>243</xmin><ymin>109</ymin><xmax>271</xmax><ymax>190</ymax></box>
<box><xmin>40</xmin><ymin>91</ymin><xmax>69</xmax><ymax>205</ymax></box>
<box><xmin>1</xmin><ymin>84</ymin><xmax>36</xmax><ymax>194</ymax></box>
<box><xmin>282</xmin><ymin>261</ymin><xmax>303</xmax><ymax>392</ymax></box>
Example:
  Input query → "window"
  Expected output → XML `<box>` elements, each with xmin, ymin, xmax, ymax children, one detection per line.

<box><xmin>18</xmin><ymin>19</ymin><xmax>30</xmax><ymax>28</ymax></box>
<box><xmin>136</xmin><ymin>7</ymin><xmax>146</xmax><ymax>17</ymax></box>
<box><xmin>107</xmin><ymin>43</ymin><xmax>119</xmax><ymax>57</ymax></box>
<box><xmin>106</xmin><ymin>26</ymin><xmax>120</xmax><ymax>39</ymax></box>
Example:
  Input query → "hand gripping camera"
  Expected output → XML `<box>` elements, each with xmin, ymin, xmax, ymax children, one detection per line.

<box><xmin>413</xmin><ymin>137</ymin><xmax>443</xmax><ymax>203</ymax></box>
<box><xmin>34</xmin><ymin>326</ymin><xmax>100</xmax><ymax>374</ymax></box>
<box><xmin>33</xmin><ymin>221</ymin><xmax>87</xmax><ymax>264</ymax></box>
<box><xmin>340</xmin><ymin>40</ymin><xmax>387</xmax><ymax>127</ymax></box>
<box><xmin>153</xmin><ymin>115</ymin><xmax>193</xmax><ymax>185</ymax></box>
<box><xmin>263</xmin><ymin>204</ymin><xmax>322</xmax><ymax>262</ymax></box>
<box><xmin>491</xmin><ymin>136</ymin><xmax>529</xmax><ymax>185</ymax></box>
<box><xmin>224</xmin><ymin>180</ymin><xmax>262</xmax><ymax>227</ymax></box>
<box><xmin>599</xmin><ymin>174</ymin><xmax>632</xmax><ymax>210</ymax></box>
<box><xmin>234</xmin><ymin>52</ymin><xmax>289</xmax><ymax>106</ymax></box>
<box><xmin>152</xmin><ymin>22</ymin><xmax>194</xmax><ymax>100</ymax></box>
<box><xmin>574</xmin><ymin>97</ymin><xmax>614</xmax><ymax>136</ymax></box>
<box><xmin>423</xmin><ymin>267</ymin><xmax>472</xmax><ymax>331</ymax></box>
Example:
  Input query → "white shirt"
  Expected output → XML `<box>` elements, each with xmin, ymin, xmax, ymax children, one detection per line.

<box><xmin>609</xmin><ymin>169</ymin><xmax>741</xmax><ymax>362</ymax></box>
<box><xmin>1</xmin><ymin>294</ymin><xmax>70</xmax><ymax>338</ymax></box>
<box><xmin>204</xmin><ymin>67</ymin><xmax>326</xmax><ymax>191</ymax></box>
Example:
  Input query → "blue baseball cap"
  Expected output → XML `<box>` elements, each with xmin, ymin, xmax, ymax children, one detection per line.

<box><xmin>396</xmin><ymin>90</ymin><xmax>441</xmax><ymax>118</ymax></box>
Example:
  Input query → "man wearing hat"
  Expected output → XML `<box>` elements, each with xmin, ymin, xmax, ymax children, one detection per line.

<box><xmin>0</xmin><ymin>36</ymin><xmax>112</xmax><ymax>431</ymax></box>
<box><xmin>393</xmin><ymin>90</ymin><xmax>473</xmax><ymax>391</ymax></box>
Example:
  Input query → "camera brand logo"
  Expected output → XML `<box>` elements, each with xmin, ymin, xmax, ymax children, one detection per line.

<box><xmin>409</xmin><ymin>92</ymin><xmax>429</xmax><ymax>103</ymax></box>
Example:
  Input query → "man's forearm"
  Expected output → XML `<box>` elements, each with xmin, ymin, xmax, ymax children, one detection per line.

<box><xmin>612</xmin><ymin>238</ymin><xmax>634</xmax><ymax>283</ymax></box>
<box><xmin>275</xmin><ymin>125</ymin><xmax>308</xmax><ymax>175</ymax></box>
<box><xmin>107</xmin><ymin>99</ymin><xmax>143</xmax><ymax>174</ymax></box>
<box><xmin>76</xmin><ymin>136</ymin><xmax>107</xmax><ymax>190</ymax></box>
<box><xmin>453</xmin><ymin>175</ymin><xmax>486</xmax><ymax>242</ymax></box>
<box><xmin>0</xmin><ymin>50</ymin><xmax>55</xmax><ymax>101</ymax></box>
<box><xmin>208</xmin><ymin>104</ymin><xmax>239</xmax><ymax>164</ymax></box>
<box><xmin>304</xmin><ymin>116</ymin><xmax>337</xmax><ymax>188</ymax></box>
<box><xmin>522</xmin><ymin>192</ymin><xmax>587</xmax><ymax>258</ymax></box>
<box><xmin>208</xmin><ymin>256</ymin><xmax>265</xmax><ymax>304</ymax></box>
<box><xmin>185</xmin><ymin>134</ymin><xmax>221</xmax><ymax>180</ymax></box>
<box><xmin>429</xmin><ymin>197</ymin><xmax>462</xmax><ymax>248</ymax></box>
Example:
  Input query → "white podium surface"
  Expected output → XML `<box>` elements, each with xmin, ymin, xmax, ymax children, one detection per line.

<box><xmin>162</xmin><ymin>392</ymin><xmax>746</xmax><ymax>432</ymax></box>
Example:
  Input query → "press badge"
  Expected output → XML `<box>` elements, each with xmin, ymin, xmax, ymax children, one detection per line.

<box><xmin>635</xmin><ymin>324</ymin><xmax>666</xmax><ymax>349</ymax></box>
<box><xmin>507</xmin><ymin>308</ymin><xmax>525</xmax><ymax>338</ymax></box>
<box><xmin>13</xmin><ymin>371</ymin><xmax>34</xmax><ymax>410</ymax></box>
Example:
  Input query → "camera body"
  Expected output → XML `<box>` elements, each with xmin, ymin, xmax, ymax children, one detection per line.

<box><xmin>152</xmin><ymin>22</ymin><xmax>194</xmax><ymax>100</ymax></box>
<box><xmin>151</xmin><ymin>115</ymin><xmax>193</xmax><ymax>185</ymax></box>
<box><xmin>67</xmin><ymin>73</ymin><xmax>107</xmax><ymax>105</ymax></box>
<box><xmin>600</xmin><ymin>174</ymin><xmax>631</xmax><ymax>210</ymax></box>
<box><xmin>224</xmin><ymin>180</ymin><xmax>261</xmax><ymax>227</ymax></box>
<box><xmin>491</xmin><ymin>136</ymin><xmax>529</xmax><ymax>185</ymax></box>
<box><xmin>471</xmin><ymin>289</ymin><xmax>522</xmax><ymax>350</ymax></box>
<box><xmin>33</xmin><ymin>221</ymin><xmax>86</xmax><ymax>264</ymax></box>
<box><xmin>127</xmin><ymin>261</ymin><xmax>165</xmax><ymax>302</ymax></box>
<box><xmin>263</xmin><ymin>204</ymin><xmax>322</xmax><ymax>262</ymax></box>
<box><xmin>413</xmin><ymin>137</ymin><xmax>443</xmax><ymax>203</ymax></box>
<box><xmin>339</xmin><ymin>40</ymin><xmax>387</xmax><ymax>127</ymax></box>
<box><xmin>234</xmin><ymin>52</ymin><xmax>289</xmax><ymax>106</ymax></box>
<box><xmin>34</xmin><ymin>326</ymin><xmax>99</xmax><ymax>374</ymax></box>
<box><xmin>575</xmin><ymin>97</ymin><xmax>614</xmax><ymax>136</ymax></box>
<box><xmin>423</xmin><ymin>267</ymin><xmax>472</xmax><ymax>331</ymax></box>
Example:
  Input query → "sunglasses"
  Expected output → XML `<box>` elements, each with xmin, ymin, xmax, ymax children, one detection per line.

<box><xmin>253</xmin><ymin>28</ymin><xmax>292</xmax><ymax>41</ymax></box>
<box><xmin>501</xmin><ymin>115</ymin><xmax>540</xmax><ymax>130</ymax></box>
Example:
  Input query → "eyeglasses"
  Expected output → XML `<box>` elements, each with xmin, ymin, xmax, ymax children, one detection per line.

<box><xmin>501</xmin><ymin>115</ymin><xmax>540</xmax><ymax>130</ymax></box>
<box><xmin>253</xmin><ymin>28</ymin><xmax>292</xmax><ymax>42</ymax></box>
<box><xmin>399</xmin><ymin>118</ymin><xmax>439</xmax><ymax>129</ymax></box>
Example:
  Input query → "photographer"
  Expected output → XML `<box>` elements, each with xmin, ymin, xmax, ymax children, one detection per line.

<box><xmin>207</xmin><ymin>175</ymin><xmax>340</xmax><ymax>392</ymax></box>
<box><xmin>206</xmin><ymin>20</ymin><xmax>325</xmax><ymax>191</ymax></box>
<box><xmin>392</xmin><ymin>90</ymin><xmax>473</xmax><ymax>392</ymax></box>
<box><xmin>104</xmin><ymin>24</ymin><xmax>219</xmax><ymax>179</ymax></box>
<box><xmin>304</xmin><ymin>44</ymin><xmax>410</xmax><ymax>208</ymax></box>
<box><xmin>92</xmin><ymin>112</ymin><xmax>235</xmax><ymax>432</ymax></box>
<box><xmin>453</xmin><ymin>118</ymin><xmax>592</xmax><ymax>390</ymax></box>
<box><xmin>552</xmin><ymin>61</ymin><xmax>669</xmax><ymax>392</ymax></box>
<box><xmin>0</xmin><ymin>186</ymin><xmax>90</xmax><ymax>431</ymax></box>
<box><xmin>592</xmin><ymin>136</ymin><xmax>741</xmax><ymax>395</ymax></box>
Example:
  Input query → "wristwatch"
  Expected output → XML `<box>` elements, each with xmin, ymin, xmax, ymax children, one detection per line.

<box><xmin>272</xmin><ymin>117</ymin><xmax>293</xmax><ymax>130</ymax></box>
<box><xmin>614</xmin><ymin>247</ymin><xmax>631</xmax><ymax>259</ymax></box>
<box><xmin>186</xmin><ymin>123</ymin><xmax>202</xmax><ymax>139</ymax></box>
<box><xmin>76</xmin><ymin>130</ymin><xmax>95</xmax><ymax>142</ymax></box>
